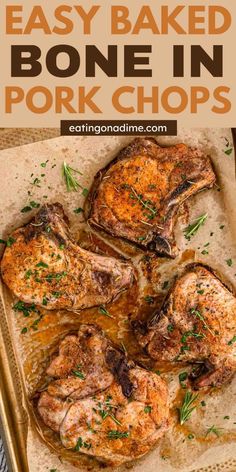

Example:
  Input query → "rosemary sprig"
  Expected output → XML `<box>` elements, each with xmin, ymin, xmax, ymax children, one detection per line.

<box><xmin>130</xmin><ymin>186</ymin><xmax>157</xmax><ymax>218</ymax></box>
<box><xmin>107</xmin><ymin>430</ymin><xmax>129</xmax><ymax>440</ymax></box>
<box><xmin>72</xmin><ymin>364</ymin><xmax>85</xmax><ymax>380</ymax></box>
<box><xmin>179</xmin><ymin>391</ymin><xmax>198</xmax><ymax>425</ymax></box>
<box><xmin>184</xmin><ymin>213</ymin><xmax>208</xmax><ymax>240</ymax></box>
<box><xmin>190</xmin><ymin>308</ymin><xmax>215</xmax><ymax>336</ymax></box>
<box><xmin>63</xmin><ymin>162</ymin><xmax>83</xmax><ymax>192</ymax></box>
<box><xmin>205</xmin><ymin>425</ymin><xmax>224</xmax><ymax>437</ymax></box>
<box><xmin>99</xmin><ymin>305</ymin><xmax>114</xmax><ymax>319</ymax></box>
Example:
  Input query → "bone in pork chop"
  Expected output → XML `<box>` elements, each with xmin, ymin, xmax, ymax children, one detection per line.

<box><xmin>1</xmin><ymin>204</ymin><xmax>134</xmax><ymax>310</ymax></box>
<box><xmin>134</xmin><ymin>264</ymin><xmax>236</xmax><ymax>388</ymax></box>
<box><xmin>37</xmin><ymin>324</ymin><xmax>169</xmax><ymax>466</ymax></box>
<box><xmin>87</xmin><ymin>138</ymin><xmax>215</xmax><ymax>257</ymax></box>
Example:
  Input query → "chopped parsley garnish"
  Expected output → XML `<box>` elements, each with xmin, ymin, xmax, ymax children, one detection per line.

<box><xmin>0</xmin><ymin>236</ymin><xmax>16</xmax><ymax>247</ymax></box>
<box><xmin>184</xmin><ymin>213</ymin><xmax>208</xmax><ymax>240</ymax></box>
<box><xmin>42</xmin><ymin>297</ymin><xmax>48</xmax><ymax>306</ymax></box>
<box><xmin>21</xmin><ymin>201</ymin><xmax>40</xmax><ymax>213</ymax></box>
<box><xmin>224</xmin><ymin>416</ymin><xmax>230</xmax><ymax>420</ymax></box>
<box><xmin>162</xmin><ymin>280</ymin><xmax>169</xmax><ymax>290</ymax></box>
<box><xmin>30</xmin><ymin>201</ymin><xmax>40</xmax><ymax>208</ymax></box>
<box><xmin>107</xmin><ymin>430</ymin><xmax>129</xmax><ymax>440</ymax></box>
<box><xmin>21</xmin><ymin>206</ymin><xmax>32</xmax><ymax>213</ymax></box>
<box><xmin>201</xmin><ymin>400</ymin><xmax>206</xmax><ymax>407</ymax></box>
<box><xmin>224</xmin><ymin>148</ymin><xmax>233</xmax><ymax>156</ymax></box>
<box><xmin>36</xmin><ymin>261</ymin><xmax>49</xmax><ymax>269</ymax></box>
<box><xmin>188</xmin><ymin>434</ymin><xmax>195</xmax><ymax>440</ymax></box>
<box><xmin>144</xmin><ymin>405</ymin><xmax>152</xmax><ymax>414</ymax></box>
<box><xmin>201</xmin><ymin>249</ymin><xmax>208</xmax><ymax>255</ymax></box>
<box><xmin>226</xmin><ymin>258</ymin><xmax>233</xmax><ymax>267</ymax></box>
<box><xmin>197</xmin><ymin>289</ymin><xmax>204</xmax><ymax>295</ymax></box>
<box><xmin>25</xmin><ymin>269</ymin><xmax>33</xmax><ymax>279</ymax></box>
<box><xmin>72</xmin><ymin>365</ymin><xmax>85</xmax><ymax>380</ymax></box>
<box><xmin>99</xmin><ymin>305</ymin><xmax>113</xmax><ymax>319</ymax></box>
<box><xmin>228</xmin><ymin>335</ymin><xmax>236</xmax><ymax>346</ymax></box>
<box><xmin>205</xmin><ymin>425</ymin><xmax>223</xmax><ymax>437</ymax></box>
<box><xmin>179</xmin><ymin>372</ymin><xmax>188</xmax><ymax>389</ymax></box>
<box><xmin>74</xmin><ymin>207</ymin><xmax>84</xmax><ymax>214</ymax></box>
<box><xmin>75</xmin><ymin>437</ymin><xmax>91</xmax><ymax>451</ymax></box>
<box><xmin>144</xmin><ymin>295</ymin><xmax>154</xmax><ymax>304</ymax></box>
<box><xmin>45</xmin><ymin>271</ymin><xmax>67</xmax><ymax>283</ymax></box>
<box><xmin>179</xmin><ymin>391</ymin><xmax>198</xmax><ymax>425</ymax></box>
<box><xmin>167</xmin><ymin>324</ymin><xmax>174</xmax><ymax>332</ymax></box>
<box><xmin>30</xmin><ymin>315</ymin><xmax>43</xmax><ymax>331</ymax></box>
<box><xmin>21</xmin><ymin>327</ymin><xmax>28</xmax><ymax>334</ymax></box>
<box><xmin>59</xmin><ymin>244</ymin><xmax>65</xmax><ymax>250</ymax></box>
<box><xmin>40</xmin><ymin>160</ymin><xmax>49</xmax><ymax>168</ymax></box>
<box><xmin>13</xmin><ymin>301</ymin><xmax>39</xmax><ymax>317</ymax></box>
<box><xmin>82</xmin><ymin>188</ymin><xmax>89</xmax><ymax>197</ymax></box>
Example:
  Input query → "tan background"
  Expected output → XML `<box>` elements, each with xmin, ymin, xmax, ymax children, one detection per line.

<box><xmin>0</xmin><ymin>0</ymin><xmax>236</xmax><ymax>128</ymax></box>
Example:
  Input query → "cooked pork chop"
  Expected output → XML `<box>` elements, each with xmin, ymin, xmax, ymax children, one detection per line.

<box><xmin>38</xmin><ymin>324</ymin><xmax>169</xmax><ymax>466</ymax></box>
<box><xmin>87</xmin><ymin>138</ymin><xmax>215</xmax><ymax>257</ymax></box>
<box><xmin>134</xmin><ymin>264</ymin><xmax>236</xmax><ymax>388</ymax></box>
<box><xmin>1</xmin><ymin>204</ymin><xmax>134</xmax><ymax>310</ymax></box>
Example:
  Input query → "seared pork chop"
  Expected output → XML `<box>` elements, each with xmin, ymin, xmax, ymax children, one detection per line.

<box><xmin>87</xmin><ymin>138</ymin><xmax>215</xmax><ymax>257</ymax></box>
<box><xmin>134</xmin><ymin>264</ymin><xmax>236</xmax><ymax>388</ymax></box>
<box><xmin>38</xmin><ymin>324</ymin><xmax>169</xmax><ymax>466</ymax></box>
<box><xmin>1</xmin><ymin>204</ymin><xmax>134</xmax><ymax>310</ymax></box>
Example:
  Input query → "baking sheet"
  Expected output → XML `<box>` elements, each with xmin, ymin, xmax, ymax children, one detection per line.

<box><xmin>0</xmin><ymin>130</ymin><xmax>236</xmax><ymax>472</ymax></box>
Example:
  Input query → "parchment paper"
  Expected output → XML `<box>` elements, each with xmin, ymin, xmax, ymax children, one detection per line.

<box><xmin>0</xmin><ymin>130</ymin><xmax>236</xmax><ymax>472</ymax></box>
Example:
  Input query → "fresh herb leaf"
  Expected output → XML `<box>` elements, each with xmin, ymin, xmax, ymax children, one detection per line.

<box><xmin>13</xmin><ymin>301</ymin><xmax>39</xmax><ymax>318</ymax></box>
<box><xmin>226</xmin><ymin>258</ymin><xmax>233</xmax><ymax>267</ymax></box>
<box><xmin>179</xmin><ymin>372</ymin><xmax>188</xmax><ymax>388</ymax></box>
<box><xmin>82</xmin><ymin>188</ymin><xmax>89</xmax><ymax>197</ymax></box>
<box><xmin>107</xmin><ymin>430</ymin><xmax>129</xmax><ymax>440</ymax></box>
<box><xmin>21</xmin><ymin>327</ymin><xmax>28</xmax><ymax>334</ymax></box>
<box><xmin>0</xmin><ymin>239</ymin><xmax>6</xmax><ymax>244</ymax></box>
<box><xmin>74</xmin><ymin>207</ymin><xmax>84</xmax><ymax>214</ymax></box>
<box><xmin>144</xmin><ymin>295</ymin><xmax>154</xmax><ymax>304</ymax></box>
<box><xmin>40</xmin><ymin>160</ymin><xmax>48</xmax><ymax>168</ymax></box>
<box><xmin>162</xmin><ymin>280</ymin><xmax>169</xmax><ymax>290</ymax></box>
<box><xmin>144</xmin><ymin>405</ymin><xmax>152</xmax><ymax>414</ymax></box>
<box><xmin>224</xmin><ymin>148</ymin><xmax>233</xmax><ymax>156</ymax></box>
<box><xmin>228</xmin><ymin>335</ymin><xmax>236</xmax><ymax>346</ymax></box>
<box><xmin>30</xmin><ymin>201</ymin><xmax>40</xmax><ymax>208</ymax></box>
<box><xmin>63</xmin><ymin>162</ymin><xmax>83</xmax><ymax>192</ymax></box>
<box><xmin>72</xmin><ymin>365</ymin><xmax>85</xmax><ymax>380</ymax></box>
<box><xmin>205</xmin><ymin>425</ymin><xmax>223</xmax><ymax>437</ymax></box>
<box><xmin>179</xmin><ymin>391</ymin><xmax>198</xmax><ymax>425</ymax></box>
<box><xmin>6</xmin><ymin>237</ymin><xmax>16</xmax><ymax>247</ymax></box>
<box><xmin>21</xmin><ymin>206</ymin><xmax>32</xmax><ymax>213</ymax></box>
<box><xmin>184</xmin><ymin>214</ymin><xmax>208</xmax><ymax>240</ymax></box>
<box><xmin>99</xmin><ymin>305</ymin><xmax>114</xmax><ymax>319</ymax></box>
<box><xmin>75</xmin><ymin>437</ymin><xmax>84</xmax><ymax>451</ymax></box>
<box><xmin>188</xmin><ymin>434</ymin><xmax>195</xmax><ymax>440</ymax></box>
<box><xmin>167</xmin><ymin>324</ymin><xmax>174</xmax><ymax>332</ymax></box>
<box><xmin>36</xmin><ymin>261</ymin><xmax>49</xmax><ymax>269</ymax></box>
